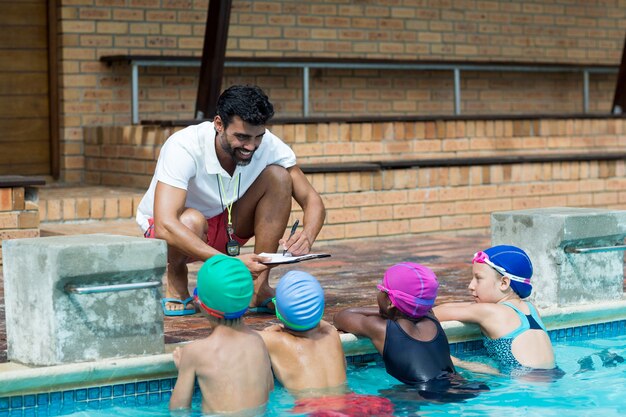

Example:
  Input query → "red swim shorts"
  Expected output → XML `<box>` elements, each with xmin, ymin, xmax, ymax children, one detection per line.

<box><xmin>144</xmin><ymin>211</ymin><xmax>248</xmax><ymax>261</ymax></box>
<box><xmin>292</xmin><ymin>393</ymin><xmax>394</xmax><ymax>417</ymax></box>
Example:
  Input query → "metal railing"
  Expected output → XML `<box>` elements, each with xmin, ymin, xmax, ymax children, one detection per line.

<box><xmin>65</xmin><ymin>281</ymin><xmax>161</xmax><ymax>294</ymax></box>
<box><xmin>104</xmin><ymin>56</ymin><xmax>618</xmax><ymax>124</ymax></box>
<box><xmin>564</xmin><ymin>244</ymin><xmax>626</xmax><ymax>254</ymax></box>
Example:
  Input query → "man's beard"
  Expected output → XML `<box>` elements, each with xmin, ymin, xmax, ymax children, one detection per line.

<box><xmin>221</xmin><ymin>139</ymin><xmax>255</xmax><ymax>166</ymax></box>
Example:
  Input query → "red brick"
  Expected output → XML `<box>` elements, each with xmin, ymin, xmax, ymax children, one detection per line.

<box><xmin>18</xmin><ymin>212</ymin><xmax>40</xmax><ymax>229</ymax></box>
<box><xmin>326</xmin><ymin>208</ymin><xmax>360</xmax><ymax>224</ymax></box>
<box><xmin>410</xmin><ymin>217</ymin><xmax>441</xmax><ymax>233</ymax></box>
<box><xmin>345</xmin><ymin>222</ymin><xmax>377</xmax><ymax>239</ymax></box>
<box><xmin>12</xmin><ymin>188</ymin><xmax>25</xmax><ymax>211</ymax></box>
<box><xmin>0</xmin><ymin>189</ymin><xmax>12</xmax><ymax>211</ymax></box>
<box><xmin>377</xmin><ymin>219</ymin><xmax>410</xmax><ymax>236</ymax></box>
<box><xmin>0</xmin><ymin>212</ymin><xmax>19</xmax><ymax>229</ymax></box>
<box><xmin>45</xmin><ymin>200</ymin><xmax>62</xmax><ymax>222</ymax></box>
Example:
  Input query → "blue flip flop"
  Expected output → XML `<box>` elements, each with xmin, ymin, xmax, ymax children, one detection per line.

<box><xmin>247</xmin><ymin>297</ymin><xmax>275</xmax><ymax>314</ymax></box>
<box><xmin>161</xmin><ymin>297</ymin><xmax>196</xmax><ymax>316</ymax></box>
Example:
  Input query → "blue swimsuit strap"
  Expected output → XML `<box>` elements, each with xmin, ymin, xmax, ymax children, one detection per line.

<box><xmin>524</xmin><ymin>302</ymin><xmax>547</xmax><ymax>332</ymax></box>
<box><xmin>498</xmin><ymin>301</ymin><xmax>543</xmax><ymax>340</ymax></box>
<box><xmin>498</xmin><ymin>302</ymin><xmax>529</xmax><ymax>340</ymax></box>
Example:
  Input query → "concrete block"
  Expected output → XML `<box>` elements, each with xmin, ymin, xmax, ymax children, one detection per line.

<box><xmin>2</xmin><ymin>234</ymin><xmax>166</xmax><ymax>365</ymax></box>
<box><xmin>491</xmin><ymin>207</ymin><xmax>626</xmax><ymax>308</ymax></box>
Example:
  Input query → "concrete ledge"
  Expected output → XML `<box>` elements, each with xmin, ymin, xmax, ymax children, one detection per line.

<box><xmin>2</xmin><ymin>299</ymin><xmax>626</xmax><ymax>397</ymax></box>
<box><xmin>0</xmin><ymin>354</ymin><xmax>175</xmax><ymax>397</ymax></box>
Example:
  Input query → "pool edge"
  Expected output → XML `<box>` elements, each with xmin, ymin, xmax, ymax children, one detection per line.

<box><xmin>2</xmin><ymin>298</ymin><xmax>626</xmax><ymax>397</ymax></box>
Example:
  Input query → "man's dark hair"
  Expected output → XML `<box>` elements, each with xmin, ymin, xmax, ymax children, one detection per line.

<box><xmin>216</xmin><ymin>85</ymin><xmax>275</xmax><ymax>129</ymax></box>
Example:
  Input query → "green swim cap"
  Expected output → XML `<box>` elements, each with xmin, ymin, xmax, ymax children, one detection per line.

<box><xmin>195</xmin><ymin>255</ymin><xmax>253</xmax><ymax>319</ymax></box>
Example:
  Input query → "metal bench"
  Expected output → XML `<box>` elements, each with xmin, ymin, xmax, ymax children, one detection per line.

<box><xmin>100</xmin><ymin>55</ymin><xmax>619</xmax><ymax>124</ymax></box>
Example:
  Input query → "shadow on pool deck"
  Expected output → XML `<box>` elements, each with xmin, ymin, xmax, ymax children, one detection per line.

<box><xmin>0</xmin><ymin>221</ymin><xmax>490</xmax><ymax>363</ymax></box>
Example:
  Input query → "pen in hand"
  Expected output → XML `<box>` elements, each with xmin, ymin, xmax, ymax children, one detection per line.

<box><xmin>283</xmin><ymin>219</ymin><xmax>299</xmax><ymax>256</ymax></box>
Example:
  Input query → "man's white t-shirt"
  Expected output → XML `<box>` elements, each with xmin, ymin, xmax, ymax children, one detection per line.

<box><xmin>136</xmin><ymin>121</ymin><xmax>297</xmax><ymax>233</ymax></box>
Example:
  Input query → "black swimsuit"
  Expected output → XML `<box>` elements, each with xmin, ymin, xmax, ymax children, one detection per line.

<box><xmin>382</xmin><ymin>316</ymin><xmax>456</xmax><ymax>385</ymax></box>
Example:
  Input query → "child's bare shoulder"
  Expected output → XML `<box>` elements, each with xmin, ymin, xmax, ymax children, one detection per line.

<box><xmin>319</xmin><ymin>320</ymin><xmax>340</xmax><ymax>335</ymax></box>
<box><xmin>177</xmin><ymin>338</ymin><xmax>214</xmax><ymax>364</ymax></box>
<box><xmin>477</xmin><ymin>302</ymin><xmax>509</xmax><ymax>315</ymax></box>
<box><xmin>247</xmin><ymin>328</ymin><xmax>270</xmax><ymax>346</ymax></box>
<box><xmin>185</xmin><ymin>336</ymin><xmax>218</xmax><ymax>352</ymax></box>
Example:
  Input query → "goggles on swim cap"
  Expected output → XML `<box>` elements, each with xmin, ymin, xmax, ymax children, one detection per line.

<box><xmin>472</xmin><ymin>251</ymin><xmax>531</xmax><ymax>285</ymax></box>
<box><xmin>193</xmin><ymin>288</ymin><xmax>248</xmax><ymax>320</ymax></box>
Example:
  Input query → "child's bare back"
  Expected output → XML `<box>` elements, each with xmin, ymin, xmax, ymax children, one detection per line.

<box><xmin>173</xmin><ymin>325</ymin><xmax>273</xmax><ymax>414</ymax></box>
<box><xmin>260</xmin><ymin>320</ymin><xmax>346</xmax><ymax>395</ymax></box>
<box><xmin>169</xmin><ymin>255</ymin><xmax>274</xmax><ymax>414</ymax></box>
<box><xmin>259</xmin><ymin>271</ymin><xmax>347</xmax><ymax>397</ymax></box>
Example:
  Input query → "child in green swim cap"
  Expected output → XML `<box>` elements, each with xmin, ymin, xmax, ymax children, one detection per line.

<box><xmin>169</xmin><ymin>255</ymin><xmax>274</xmax><ymax>414</ymax></box>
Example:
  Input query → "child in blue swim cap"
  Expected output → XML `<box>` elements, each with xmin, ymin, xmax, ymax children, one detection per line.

<box><xmin>170</xmin><ymin>255</ymin><xmax>274</xmax><ymax>414</ymax></box>
<box><xmin>257</xmin><ymin>270</ymin><xmax>347</xmax><ymax>397</ymax></box>
<box><xmin>434</xmin><ymin>245</ymin><xmax>557</xmax><ymax>373</ymax></box>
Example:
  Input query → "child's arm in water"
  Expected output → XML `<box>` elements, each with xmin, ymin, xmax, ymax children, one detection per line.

<box><xmin>169</xmin><ymin>346</ymin><xmax>196</xmax><ymax>410</ymax></box>
<box><xmin>333</xmin><ymin>307</ymin><xmax>387</xmax><ymax>353</ymax></box>
<box><xmin>451</xmin><ymin>355</ymin><xmax>500</xmax><ymax>375</ymax></box>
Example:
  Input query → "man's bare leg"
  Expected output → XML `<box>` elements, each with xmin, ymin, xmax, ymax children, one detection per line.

<box><xmin>164</xmin><ymin>208</ymin><xmax>208</xmax><ymax>312</ymax></box>
<box><xmin>233</xmin><ymin>165</ymin><xmax>293</xmax><ymax>308</ymax></box>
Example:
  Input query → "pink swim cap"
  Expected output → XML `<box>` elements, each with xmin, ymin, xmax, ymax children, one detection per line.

<box><xmin>377</xmin><ymin>262</ymin><xmax>439</xmax><ymax>319</ymax></box>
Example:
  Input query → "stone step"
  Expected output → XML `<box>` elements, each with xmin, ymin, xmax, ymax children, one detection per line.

<box><xmin>38</xmin><ymin>185</ymin><xmax>144</xmax><ymax>224</ymax></box>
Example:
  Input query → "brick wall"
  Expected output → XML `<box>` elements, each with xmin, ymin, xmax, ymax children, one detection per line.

<box><xmin>0</xmin><ymin>187</ymin><xmax>40</xmax><ymax>265</ymax></box>
<box><xmin>37</xmin><ymin>186</ymin><xmax>142</xmax><ymax>223</ymax></box>
<box><xmin>306</xmin><ymin>159</ymin><xmax>626</xmax><ymax>241</ymax></box>
<box><xmin>57</xmin><ymin>0</ymin><xmax>625</xmax><ymax>182</ymax></box>
<box><xmin>81</xmin><ymin>117</ymin><xmax>626</xmax><ymax>240</ymax></box>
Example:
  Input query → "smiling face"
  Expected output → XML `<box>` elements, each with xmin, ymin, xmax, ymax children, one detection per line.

<box><xmin>214</xmin><ymin>115</ymin><xmax>265</xmax><ymax>170</ymax></box>
<box><xmin>468</xmin><ymin>262</ymin><xmax>510</xmax><ymax>303</ymax></box>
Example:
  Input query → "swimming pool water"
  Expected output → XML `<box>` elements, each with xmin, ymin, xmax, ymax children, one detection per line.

<box><xmin>6</xmin><ymin>335</ymin><xmax>626</xmax><ymax>417</ymax></box>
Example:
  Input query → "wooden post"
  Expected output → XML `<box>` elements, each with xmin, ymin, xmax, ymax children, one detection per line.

<box><xmin>611</xmin><ymin>33</ymin><xmax>626</xmax><ymax>114</ymax></box>
<box><xmin>194</xmin><ymin>0</ymin><xmax>233</xmax><ymax>120</ymax></box>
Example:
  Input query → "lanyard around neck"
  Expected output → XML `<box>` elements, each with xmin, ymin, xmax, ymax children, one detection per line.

<box><xmin>217</xmin><ymin>173</ymin><xmax>241</xmax><ymax>226</ymax></box>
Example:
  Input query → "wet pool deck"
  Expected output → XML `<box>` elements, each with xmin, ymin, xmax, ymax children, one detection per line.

<box><xmin>0</xmin><ymin>220</ymin><xmax>488</xmax><ymax>363</ymax></box>
<box><xmin>163</xmin><ymin>232</ymin><xmax>487</xmax><ymax>345</ymax></box>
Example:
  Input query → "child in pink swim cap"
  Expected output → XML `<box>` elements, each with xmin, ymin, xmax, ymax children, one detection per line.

<box><xmin>334</xmin><ymin>262</ymin><xmax>456</xmax><ymax>386</ymax></box>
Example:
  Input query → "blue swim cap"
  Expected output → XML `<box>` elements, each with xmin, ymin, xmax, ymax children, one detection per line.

<box><xmin>275</xmin><ymin>271</ymin><xmax>325</xmax><ymax>331</ymax></box>
<box><xmin>481</xmin><ymin>245</ymin><xmax>533</xmax><ymax>299</ymax></box>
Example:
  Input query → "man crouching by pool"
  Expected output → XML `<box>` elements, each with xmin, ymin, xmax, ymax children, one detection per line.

<box><xmin>136</xmin><ymin>84</ymin><xmax>325</xmax><ymax>316</ymax></box>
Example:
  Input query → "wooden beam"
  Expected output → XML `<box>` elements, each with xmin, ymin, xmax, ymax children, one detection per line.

<box><xmin>195</xmin><ymin>0</ymin><xmax>232</xmax><ymax>120</ymax></box>
<box><xmin>48</xmin><ymin>0</ymin><xmax>59</xmax><ymax>178</ymax></box>
<box><xmin>612</xmin><ymin>33</ymin><xmax>626</xmax><ymax>114</ymax></box>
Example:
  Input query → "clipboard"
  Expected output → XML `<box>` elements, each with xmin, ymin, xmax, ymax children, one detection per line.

<box><xmin>258</xmin><ymin>252</ymin><xmax>331</xmax><ymax>265</ymax></box>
